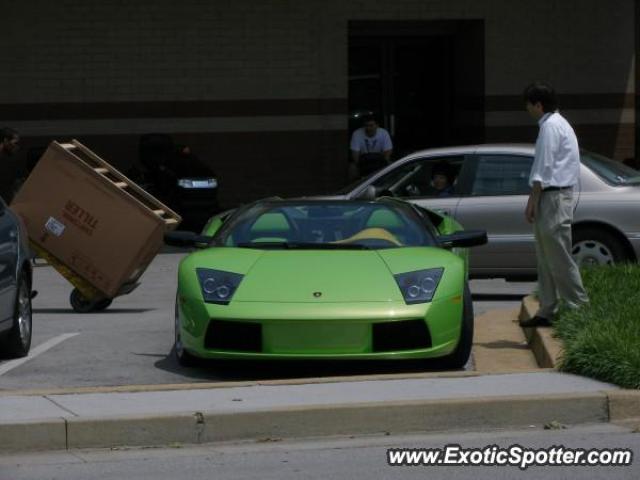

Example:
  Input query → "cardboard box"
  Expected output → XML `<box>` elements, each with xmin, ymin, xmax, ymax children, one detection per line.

<box><xmin>11</xmin><ymin>140</ymin><xmax>181</xmax><ymax>299</ymax></box>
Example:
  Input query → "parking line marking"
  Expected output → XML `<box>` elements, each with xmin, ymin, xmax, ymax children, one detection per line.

<box><xmin>0</xmin><ymin>333</ymin><xmax>79</xmax><ymax>376</ymax></box>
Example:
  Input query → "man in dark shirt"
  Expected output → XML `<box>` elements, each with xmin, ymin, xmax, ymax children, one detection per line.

<box><xmin>0</xmin><ymin>127</ymin><xmax>19</xmax><ymax>157</ymax></box>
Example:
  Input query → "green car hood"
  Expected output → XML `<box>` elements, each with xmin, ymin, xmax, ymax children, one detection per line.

<box><xmin>180</xmin><ymin>247</ymin><xmax>462</xmax><ymax>304</ymax></box>
<box><xmin>234</xmin><ymin>250</ymin><xmax>399</xmax><ymax>303</ymax></box>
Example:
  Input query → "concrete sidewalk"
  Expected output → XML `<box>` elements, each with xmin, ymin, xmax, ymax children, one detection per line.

<box><xmin>2</xmin><ymin>371</ymin><xmax>631</xmax><ymax>452</ymax></box>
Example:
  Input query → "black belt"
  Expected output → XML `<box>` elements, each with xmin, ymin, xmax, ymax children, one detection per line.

<box><xmin>542</xmin><ymin>186</ymin><xmax>573</xmax><ymax>192</ymax></box>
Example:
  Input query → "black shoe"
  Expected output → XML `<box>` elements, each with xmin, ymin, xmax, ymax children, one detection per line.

<box><xmin>519</xmin><ymin>315</ymin><xmax>552</xmax><ymax>328</ymax></box>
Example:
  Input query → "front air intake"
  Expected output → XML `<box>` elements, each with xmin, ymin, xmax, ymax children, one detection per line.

<box><xmin>372</xmin><ymin>319</ymin><xmax>432</xmax><ymax>352</ymax></box>
<box><xmin>204</xmin><ymin>320</ymin><xmax>262</xmax><ymax>352</ymax></box>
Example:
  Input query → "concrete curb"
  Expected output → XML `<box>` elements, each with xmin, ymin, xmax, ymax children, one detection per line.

<box><xmin>0</xmin><ymin>369</ymin><xmax>552</xmax><ymax>398</ymax></box>
<box><xmin>0</xmin><ymin>418</ymin><xmax>67</xmax><ymax>452</ymax></box>
<box><xmin>608</xmin><ymin>390</ymin><xmax>640</xmax><ymax>429</ymax></box>
<box><xmin>516</xmin><ymin>297</ymin><xmax>640</xmax><ymax>428</ymax></box>
<box><xmin>1</xmin><ymin>391</ymin><xmax>616</xmax><ymax>452</ymax></box>
<box><xmin>519</xmin><ymin>295</ymin><xmax>563</xmax><ymax>368</ymax></box>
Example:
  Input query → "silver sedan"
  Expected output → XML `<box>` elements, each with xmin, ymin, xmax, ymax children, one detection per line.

<box><xmin>333</xmin><ymin>144</ymin><xmax>640</xmax><ymax>280</ymax></box>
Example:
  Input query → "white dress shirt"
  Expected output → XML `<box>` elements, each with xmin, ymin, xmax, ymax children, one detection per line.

<box><xmin>529</xmin><ymin>112</ymin><xmax>581</xmax><ymax>188</ymax></box>
<box><xmin>350</xmin><ymin>127</ymin><xmax>393</xmax><ymax>154</ymax></box>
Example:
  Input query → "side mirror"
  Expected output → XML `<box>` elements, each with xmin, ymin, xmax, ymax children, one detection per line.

<box><xmin>438</xmin><ymin>230</ymin><xmax>488</xmax><ymax>249</ymax></box>
<box><xmin>201</xmin><ymin>209</ymin><xmax>233</xmax><ymax>237</ymax></box>
<box><xmin>164</xmin><ymin>231</ymin><xmax>213</xmax><ymax>248</ymax></box>
<box><xmin>358</xmin><ymin>185</ymin><xmax>378</xmax><ymax>200</ymax></box>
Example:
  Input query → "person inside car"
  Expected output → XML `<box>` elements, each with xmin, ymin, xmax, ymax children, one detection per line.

<box><xmin>430</xmin><ymin>162</ymin><xmax>456</xmax><ymax>197</ymax></box>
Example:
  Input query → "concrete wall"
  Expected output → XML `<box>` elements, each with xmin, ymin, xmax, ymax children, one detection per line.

<box><xmin>0</xmin><ymin>0</ymin><xmax>635</xmax><ymax>206</ymax></box>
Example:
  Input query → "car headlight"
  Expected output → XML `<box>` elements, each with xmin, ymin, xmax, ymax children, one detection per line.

<box><xmin>196</xmin><ymin>268</ymin><xmax>243</xmax><ymax>305</ymax></box>
<box><xmin>394</xmin><ymin>268</ymin><xmax>444</xmax><ymax>304</ymax></box>
<box><xmin>177</xmin><ymin>178</ymin><xmax>218</xmax><ymax>189</ymax></box>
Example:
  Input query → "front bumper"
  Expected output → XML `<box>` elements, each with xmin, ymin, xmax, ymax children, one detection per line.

<box><xmin>177</xmin><ymin>294</ymin><xmax>463</xmax><ymax>360</ymax></box>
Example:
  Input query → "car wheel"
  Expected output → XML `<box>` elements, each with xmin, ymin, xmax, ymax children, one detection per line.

<box><xmin>437</xmin><ymin>282</ymin><xmax>473</xmax><ymax>370</ymax></box>
<box><xmin>0</xmin><ymin>275</ymin><xmax>33</xmax><ymax>358</ymax></box>
<box><xmin>174</xmin><ymin>299</ymin><xmax>199</xmax><ymax>367</ymax></box>
<box><xmin>572</xmin><ymin>228</ymin><xmax>629</xmax><ymax>267</ymax></box>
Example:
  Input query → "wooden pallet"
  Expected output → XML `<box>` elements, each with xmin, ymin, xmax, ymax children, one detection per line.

<box><xmin>56</xmin><ymin>140</ymin><xmax>182</xmax><ymax>231</ymax></box>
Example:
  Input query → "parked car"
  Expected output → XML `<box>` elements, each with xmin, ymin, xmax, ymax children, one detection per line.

<box><xmin>166</xmin><ymin>198</ymin><xmax>487</xmax><ymax>368</ymax></box>
<box><xmin>0</xmin><ymin>199</ymin><xmax>33</xmax><ymax>358</ymax></box>
<box><xmin>329</xmin><ymin>144</ymin><xmax>640</xmax><ymax>280</ymax></box>
<box><xmin>130</xmin><ymin>134</ymin><xmax>220</xmax><ymax>231</ymax></box>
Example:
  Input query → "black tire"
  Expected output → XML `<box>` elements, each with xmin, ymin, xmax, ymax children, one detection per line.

<box><xmin>174</xmin><ymin>299</ymin><xmax>199</xmax><ymax>367</ymax></box>
<box><xmin>175</xmin><ymin>343</ymin><xmax>200</xmax><ymax>367</ymax></box>
<box><xmin>69</xmin><ymin>288</ymin><xmax>112</xmax><ymax>313</ymax></box>
<box><xmin>438</xmin><ymin>282</ymin><xmax>473</xmax><ymax>370</ymax></box>
<box><xmin>572</xmin><ymin>227</ymin><xmax>629</xmax><ymax>267</ymax></box>
<box><xmin>1</xmin><ymin>275</ymin><xmax>33</xmax><ymax>358</ymax></box>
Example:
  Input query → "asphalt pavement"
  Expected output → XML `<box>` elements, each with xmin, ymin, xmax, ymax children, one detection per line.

<box><xmin>0</xmin><ymin>253</ymin><xmax>534</xmax><ymax>390</ymax></box>
<box><xmin>1</xmin><ymin>424</ymin><xmax>637</xmax><ymax>480</ymax></box>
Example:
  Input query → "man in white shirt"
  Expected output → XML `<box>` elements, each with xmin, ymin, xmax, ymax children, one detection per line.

<box><xmin>349</xmin><ymin>115</ymin><xmax>393</xmax><ymax>178</ymax></box>
<box><xmin>520</xmin><ymin>82</ymin><xmax>589</xmax><ymax>327</ymax></box>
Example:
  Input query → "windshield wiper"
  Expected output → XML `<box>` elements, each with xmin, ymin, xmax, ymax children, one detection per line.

<box><xmin>291</xmin><ymin>242</ymin><xmax>371</xmax><ymax>250</ymax></box>
<box><xmin>238</xmin><ymin>242</ymin><xmax>290</xmax><ymax>249</ymax></box>
<box><xmin>237</xmin><ymin>242</ymin><xmax>370</xmax><ymax>250</ymax></box>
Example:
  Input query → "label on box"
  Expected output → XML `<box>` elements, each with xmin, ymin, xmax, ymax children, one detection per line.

<box><xmin>45</xmin><ymin>217</ymin><xmax>66</xmax><ymax>237</ymax></box>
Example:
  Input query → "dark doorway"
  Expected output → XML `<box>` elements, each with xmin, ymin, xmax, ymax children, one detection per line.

<box><xmin>349</xmin><ymin>21</ymin><xmax>485</xmax><ymax>158</ymax></box>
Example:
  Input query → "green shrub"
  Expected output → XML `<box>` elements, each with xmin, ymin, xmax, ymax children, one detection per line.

<box><xmin>553</xmin><ymin>265</ymin><xmax>640</xmax><ymax>389</ymax></box>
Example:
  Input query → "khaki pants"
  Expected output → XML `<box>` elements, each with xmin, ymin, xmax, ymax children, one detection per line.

<box><xmin>534</xmin><ymin>188</ymin><xmax>589</xmax><ymax>318</ymax></box>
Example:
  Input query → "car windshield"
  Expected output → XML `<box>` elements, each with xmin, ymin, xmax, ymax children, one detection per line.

<box><xmin>214</xmin><ymin>201</ymin><xmax>434</xmax><ymax>249</ymax></box>
<box><xmin>581</xmin><ymin>150</ymin><xmax>640</xmax><ymax>186</ymax></box>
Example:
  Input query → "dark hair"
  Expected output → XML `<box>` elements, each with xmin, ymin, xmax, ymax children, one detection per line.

<box><xmin>432</xmin><ymin>162</ymin><xmax>454</xmax><ymax>182</ymax></box>
<box><xmin>523</xmin><ymin>82</ymin><xmax>558</xmax><ymax>113</ymax></box>
<box><xmin>361</xmin><ymin>114</ymin><xmax>378</xmax><ymax>125</ymax></box>
<box><xmin>1</xmin><ymin>127</ymin><xmax>18</xmax><ymax>142</ymax></box>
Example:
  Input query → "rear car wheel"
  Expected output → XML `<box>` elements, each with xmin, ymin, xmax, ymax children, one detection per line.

<box><xmin>0</xmin><ymin>275</ymin><xmax>32</xmax><ymax>358</ymax></box>
<box><xmin>572</xmin><ymin>227</ymin><xmax>629</xmax><ymax>267</ymax></box>
<box><xmin>437</xmin><ymin>282</ymin><xmax>473</xmax><ymax>370</ymax></box>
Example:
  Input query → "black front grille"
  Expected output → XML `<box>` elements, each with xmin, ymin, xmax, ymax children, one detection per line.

<box><xmin>372</xmin><ymin>319</ymin><xmax>432</xmax><ymax>352</ymax></box>
<box><xmin>204</xmin><ymin>320</ymin><xmax>262</xmax><ymax>352</ymax></box>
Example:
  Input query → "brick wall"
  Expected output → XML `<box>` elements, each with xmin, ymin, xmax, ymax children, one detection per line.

<box><xmin>0</xmin><ymin>0</ymin><xmax>635</xmax><ymax>206</ymax></box>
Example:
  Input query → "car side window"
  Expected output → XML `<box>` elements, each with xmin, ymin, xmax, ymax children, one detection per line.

<box><xmin>469</xmin><ymin>155</ymin><xmax>533</xmax><ymax>196</ymax></box>
<box><xmin>371</xmin><ymin>156</ymin><xmax>465</xmax><ymax>199</ymax></box>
